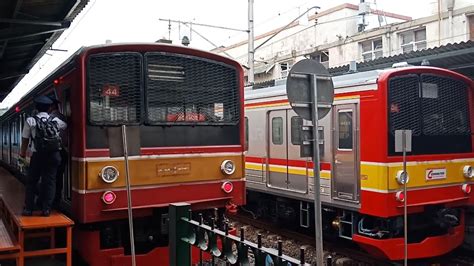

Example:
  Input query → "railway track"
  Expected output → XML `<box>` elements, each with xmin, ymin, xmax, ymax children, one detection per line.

<box><xmin>230</xmin><ymin>212</ymin><xmax>474</xmax><ymax>265</ymax></box>
<box><xmin>229</xmin><ymin>212</ymin><xmax>394</xmax><ymax>265</ymax></box>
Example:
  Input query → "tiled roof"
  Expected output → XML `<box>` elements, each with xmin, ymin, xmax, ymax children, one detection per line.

<box><xmin>329</xmin><ymin>40</ymin><xmax>474</xmax><ymax>79</ymax></box>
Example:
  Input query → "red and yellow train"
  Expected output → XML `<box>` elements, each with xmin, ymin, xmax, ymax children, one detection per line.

<box><xmin>0</xmin><ymin>43</ymin><xmax>245</xmax><ymax>265</ymax></box>
<box><xmin>244</xmin><ymin>65</ymin><xmax>474</xmax><ymax>260</ymax></box>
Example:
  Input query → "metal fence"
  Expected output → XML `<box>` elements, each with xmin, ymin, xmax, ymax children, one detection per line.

<box><xmin>169</xmin><ymin>203</ymin><xmax>310</xmax><ymax>266</ymax></box>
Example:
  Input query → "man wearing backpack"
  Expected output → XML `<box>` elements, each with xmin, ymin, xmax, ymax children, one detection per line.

<box><xmin>49</xmin><ymin>97</ymin><xmax>67</xmax><ymax>208</ymax></box>
<box><xmin>19</xmin><ymin>95</ymin><xmax>67</xmax><ymax>217</ymax></box>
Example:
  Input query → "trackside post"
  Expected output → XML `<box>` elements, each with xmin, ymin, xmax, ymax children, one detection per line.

<box><xmin>169</xmin><ymin>203</ymin><xmax>191</xmax><ymax>266</ymax></box>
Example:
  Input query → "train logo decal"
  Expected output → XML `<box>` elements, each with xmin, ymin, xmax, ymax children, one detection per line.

<box><xmin>425</xmin><ymin>168</ymin><xmax>446</xmax><ymax>180</ymax></box>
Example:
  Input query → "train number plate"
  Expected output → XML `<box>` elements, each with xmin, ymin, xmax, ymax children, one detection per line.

<box><xmin>425</xmin><ymin>168</ymin><xmax>446</xmax><ymax>180</ymax></box>
<box><xmin>102</xmin><ymin>84</ymin><xmax>120</xmax><ymax>97</ymax></box>
<box><xmin>156</xmin><ymin>163</ymin><xmax>191</xmax><ymax>177</ymax></box>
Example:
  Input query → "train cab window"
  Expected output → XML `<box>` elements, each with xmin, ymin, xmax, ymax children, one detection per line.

<box><xmin>272</xmin><ymin>117</ymin><xmax>284</xmax><ymax>145</ymax></box>
<box><xmin>145</xmin><ymin>53</ymin><xmax>239</xmax><ymax>125</ymax></box>
<box><xmin>291</xmin><ymin>116</ymin><xmax>303</xmax><ymax>145</ymax></box>
<box><xmin>338</xmin><ymin>111</ymin><xmax>353</xmax><ymax>150</ymax></box>
<box><xmin>87</xmin><ymin>53</ymin><xmax>142</xmax><ymax>125</ymax></box>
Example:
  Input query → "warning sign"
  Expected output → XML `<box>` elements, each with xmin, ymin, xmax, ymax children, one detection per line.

<box><xmin>425</xmin><ymin>168</ymin><xmax>446</xmax><ymax>180</ymax></box>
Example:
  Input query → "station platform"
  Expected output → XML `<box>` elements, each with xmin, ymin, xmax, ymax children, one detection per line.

<box><xmin>0</xmin><ymin>167</ymin><xmax>74</xmax><ymax>266</ymax></box>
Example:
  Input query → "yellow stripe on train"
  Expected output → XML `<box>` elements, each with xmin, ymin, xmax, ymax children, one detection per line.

<box><xmin>245</xmin><ymin>162</ymin><xmax>331</xmax><ymax>179</ymax></box>
<box><xmin>247</xmin><ymin>159</ymin><xmax>474</xmax><ymax>191</ymax></box>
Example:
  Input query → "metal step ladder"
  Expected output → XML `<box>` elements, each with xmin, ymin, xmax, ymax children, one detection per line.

<box><xmin>299</xmin><ymin>201</ymin><xmax>310</xmax><ymax>228</ymax></box>
<box><xmin>339</xmin><ymin>210</ymin><xmax>354</xmax><ymax>240</ymax></box>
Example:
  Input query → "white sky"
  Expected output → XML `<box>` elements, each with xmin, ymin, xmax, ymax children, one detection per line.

<box><xmin>0</xmin><ymin>0</ymin><xmax>436</xmax><ymax>108</ymax></box>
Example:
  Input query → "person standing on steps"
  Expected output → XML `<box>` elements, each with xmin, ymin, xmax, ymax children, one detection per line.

<box><xmin>49</xmin><ymin>96</ymin><xmax>68</xmax><ymax>209</ymax></box>
<box><xmin>19</xmin><ymin>95</ymin><xmax>67</xmax><ymax>217</ymax></box>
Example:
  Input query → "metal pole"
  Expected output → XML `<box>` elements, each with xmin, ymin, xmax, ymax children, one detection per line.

<box><xmin>122</xmin><ymin>125</ymin><xmax>136</xmax><ymax>266</ymax></box>
<box><xmin>248</xmin><ymin>0</ymin><xmax>255</xmax><ymax>86</ymax></box>
<box><xmin>310</xmin><ymin>74</ymin><xmax>324</xmax><ymax>266</ymax></box>
<box><xmin>403</xmin><ymin>130</ymin><xmax>408</xmax><ymax>266</ymax></box>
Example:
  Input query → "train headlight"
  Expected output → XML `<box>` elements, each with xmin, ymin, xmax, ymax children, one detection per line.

<box><xmin>463</xmin><ymin>165</ymin><xmax>473</xmax><ymax>178</ymax></box>
<box><xmin>100</xmin><ymin>166</ymin><xmax>119</xmax><ymax>183</ymax></box>
<box><xmin>395</xmin><ymin>170</ymin><xmax>409</xmax><ymax>185</ymax></box>
<box><xmin>221</xmin><ymin>160</ymin><xmax>236</xmax><ymax>175</ymax></box>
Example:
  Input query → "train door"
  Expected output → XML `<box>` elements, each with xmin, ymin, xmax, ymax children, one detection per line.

<box><xmin>2</xmin><ymin>123</ymin><xmax>8</xmax><ymax>162</ymax></box>
<box><xmin>9</xmin><ymin>119</ymin><xmax>16</xmax><ymax>166</ymax></box>
<box><xmin>332</xmin><ymin>104</ymin><xmax>360</xmax><ymax>202</ymax></box>
<box><xmin>287</xmin><ymin>111</ymin><xmax>307</xmax><ymax>192</ymax></box>
<box><xmin>267</xmin><ymin>109</ymin><xmax>307</xmax><ymax>192</ymax></box>
<box><xmin>62</xmin><ymin>87</ymin><xmax>72</xmax><ymax>204</ymax></box>
<box><xmin>267</xmin><ymin>110</ymin><xmax>288</xmax><ymax>189</ymax></box>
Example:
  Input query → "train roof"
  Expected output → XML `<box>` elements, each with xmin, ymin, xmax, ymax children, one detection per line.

<box><xmin>3</xmin><ymin>43</ymin><xmax>241</xmax><ymax>115</ymax></box>
<box><xmin>245</xmin><ymin>69</ymin><xmax>384</xmax><ymax>100</ymax></box>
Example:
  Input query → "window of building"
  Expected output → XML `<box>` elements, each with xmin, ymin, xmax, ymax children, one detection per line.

<box><xmin>361</xmin><ymin>38</ymin><xmax>383</xmax><ymax>61</ymax></box>
<box><xmin>400</xmin><ymin>29</ymin><xmax>426</xmax><ymax>53</ymax></box>
<box><xmin>280</xmin><ymin>62</ymin><xmax>292</xmax><ymax>78</ymax></box>
<box><xmin>310</xmin><ymin>51</ymin><xmax>329</xmax><ymax>68</ymax></box>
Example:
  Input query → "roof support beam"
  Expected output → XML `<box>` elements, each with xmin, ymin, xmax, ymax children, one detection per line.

<box><xmin>0</xmin><ymin>71</ymin><xmax>28</xmax><ymax>81</ymax></box>
<box><xmin>0</xmin><ymin>18</ymin><xmax>71</xmax><ymax>28</ymax></box>
<box><xmin>0</xmin><ymin>25</ymin><xmax>69</xmax><ymax>42</ymax></box>
<box><xmin>0</xmin><ymin>0</ymin><xmax>23</xmax><ymax>59</ymax></box>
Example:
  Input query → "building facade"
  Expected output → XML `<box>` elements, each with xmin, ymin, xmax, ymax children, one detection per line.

<box><xmin>214</xmin><ymin>1</ymin><xmax>474</xmax><ymax>85</ymax></box>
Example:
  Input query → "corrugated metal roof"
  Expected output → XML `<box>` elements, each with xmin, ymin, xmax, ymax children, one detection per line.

<box><xmin>0</xmin><ymin>0</ymin><xmax>89</xmax><ymax>101</ymax></box>
<box><xmin>329</xmin><ymin>40</ymin><xmax>474</xmax><ymax>79</ymax></box>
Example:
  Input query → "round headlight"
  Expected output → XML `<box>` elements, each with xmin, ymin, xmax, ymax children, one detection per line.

<box><xmin>395</xmin><ymin>170</ymin><xmax>409</xmax><ymax>185</ymax></box>
<box><xmin>100</xmin><ymin>166</ymin><xmax>119</xmax><ymax>183</ymax></box>
<box><xmin>221</xmin><ymin>160</ymin><xmax>236</xmax><ymax>175</ymax></box>
<box><xmin>463</xmin><ymin>165</ymin><xmax>473</xmax><ymax>178</ymax></box>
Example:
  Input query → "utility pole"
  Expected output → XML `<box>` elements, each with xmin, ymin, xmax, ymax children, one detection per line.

<box><xmin>248</xmin><ymin>0</ymin><xmax>255</xmax><ymax>86</ymax></box>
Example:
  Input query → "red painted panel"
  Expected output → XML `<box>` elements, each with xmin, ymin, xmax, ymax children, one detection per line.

<box><xmin>72</xmin><ymin>180</ymin><xmax>245</xmax><ymax>223</ymax></box>
<box><xmin>85</xmin><ymin>145</ymin><xmax>243</xmax><ymax>157</ymax></box>
<box><xmin>353</xmin><ymin>212</ymin><xmax>464</xmax><ymax>260</ymax></box>
<box><xmin>360</xmin><ymin>185</ymin><xmax>473</xmax><ymax>217</ymax></box>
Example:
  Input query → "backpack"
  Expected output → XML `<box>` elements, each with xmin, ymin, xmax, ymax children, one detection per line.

<box><xmin>32</xmin><ymin>116</ymin><xmax>62</xmax><ymax>152</ymax></box>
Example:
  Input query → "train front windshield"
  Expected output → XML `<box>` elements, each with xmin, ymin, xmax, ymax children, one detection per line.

<box><xmin>387</xmin><ymin>73</ymin><xmax>471</xmax><ymax>155</ymax></box>
<box><xmin>86</xmin><ymin>51</ymin><xmax>241</xmax><ymax>148</ymax></box>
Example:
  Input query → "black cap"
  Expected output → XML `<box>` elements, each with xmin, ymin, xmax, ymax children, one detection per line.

<box><xmin>48</xmin><ymin>96</ymin><xmax>60</xmax><ymax>104</ymax></box>
<box><xmin>33</xmin><ymin>95</ymin><xmax>53</xmax><ymax>105</ymax></box>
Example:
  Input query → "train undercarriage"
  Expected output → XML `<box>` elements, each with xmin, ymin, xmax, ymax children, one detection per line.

<box><xmin>246</xmin><ymin>190</ymin><xmax>464</xmax><ymax>260</ymax></box>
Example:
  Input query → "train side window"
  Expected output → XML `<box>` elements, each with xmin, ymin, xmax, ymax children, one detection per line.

<box><xmin>245</xmin><ymin>117</ymin><xmax>249</xmax><ymax>151</ymax></box>
<box><xmin>2</xmin><ymin>125</ymin><xmax>7</xmax><ymax>145</ymax></box>
<box><xmin>291</xmin><ymin>116</ymin><xmax>303</xmax><ymax>145</ymax></box>
<box><xmin>272</xmin><ymin>117</ymin><xmax>283</xmax><ymax>145</ymax></box>
<box><xmin>338</xmin><ymin>111</ymin><xmax>353</xmax><ymax>150</ymax></box>
<box><xmin>10</xmin><ymin>121</ymin><xmax>17</xmax><ymax>146</ymax></box>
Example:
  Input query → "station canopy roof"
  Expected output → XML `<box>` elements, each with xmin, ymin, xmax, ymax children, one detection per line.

<box><xmin>0</xmin><ymin>0</ymin><xmax>89</xmax><ymax>102</ymax></box>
